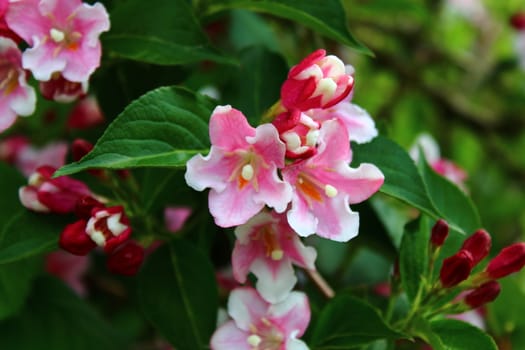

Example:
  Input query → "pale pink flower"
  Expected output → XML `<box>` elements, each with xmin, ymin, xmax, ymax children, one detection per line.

<box><xmin>45</xmin><ymin>250</ymin><xmax>89</xmax><ymax>296</ymax></box>
<box><xmin>0</xmin><ymin>37</ymin><xmax>36</xmax><ymax>132</ymax></box>
<box><xmin>185</xmin><ymin>105</ymin><xmax>292</xmax><ymax>227</ymax></box>
<box><xmin>281</xmin><ymin>49</ymin><xmax>354</xmax><ymax>111</ymax></box>
<box><xmin>164</xmin><ymin>206</ymin><xmax>192</xmax><ymax>233</ymax></box>
<box><xmin>282</xmin><ymin>119</ymin><xmax>384</xmax><ymax>242</ymax></box>
<box><xmin>6</xmin><ymin>0</ymin><xmax>110</xmax><ymax>82</ymax></box>
<box><xmin>409</xmin><ymin>133</ymin><xmax>467</xmax><ymax>188</ymax></box>
<box><xmin>211</xmin><ymin>287</ymin><xmax>310</xmax><ymax>350</ymax></box>
<box><xmin>19</xmin><ymin>165</ymin><xmax>92</xmax><ymax>213</ymax></box>
<box><xmin>308</xmin><ymin>100</ymin><xmax>378</xmax><ymax>144</ymax></box>
<box><xmin>16</xmin><ymin>141</ymin><xmax>68</xmax><ymax>177</ymax></box>
<box><xmin>232</xmin><ymin>210</ymin><xmax>317</xmax><ymax>303</ymax></box>
<box><xmin>0</xmin><ymin>0</ymin><xmax>21</xmax><ymax>43</ymax></box>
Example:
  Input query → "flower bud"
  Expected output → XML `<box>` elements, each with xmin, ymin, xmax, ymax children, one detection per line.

<box><xmin>431</xmin><ymin>219</ymin><xmax>449</xmax><ymax>247</ymax></box>
<box><xmin>107</xmin><ymin>241</ymin><xmax>145</xmax><ymax>276</ymax></box>
<box><xmin>39</xmin><ymin>73</ymin><xmax>88</xmax><ymax>103</ymax></box>
<box><xmin>59</xmin><ymin>220</ymin><xmax>97</xmax><ymax>255</ymax></box>
<box><xmin>281</xmin><ymin>49</ymin><xmax>354</xmax><ymax>111</ymax></box>
<box><xmin>71</xmin><ymin>139</ymin><xmax>94</xmax><ymax>162</ymax></box>
<box><xmin>440</xmin><ymin>250</ymin><xmax>474</xmax><ymax>288</ymax></box>
<box><xmin>75</xmin><ymin>196</ymin><xmax>104</xmax><ymax>220</ymax></box>
<box><xmin>511</xmin><ymin>13</ymin><xmax>525</xmax><ymax>30</ymax></box>
<box><xmin>461</xmin><ymin>229</ymin><xmax>491</xmax><ymax>266</ymax></box>
<box><xmin>67</xmin><ymin>96</ymin><xmax>104</xmax><ymax>130</ymax></box>
<box><xmin>486</xmin><ymin>243</ymin><xmax>525</xmax><ymax>279</ymax></box>
<box><xmin>464</xmin><ymin>281</ymin><xmax>501</xmax><ymax>308</ymax></box>
<box><xmin>85</xmin><ymin>206</ymin><xmax>132</xmax><ymax>253</ymax></box>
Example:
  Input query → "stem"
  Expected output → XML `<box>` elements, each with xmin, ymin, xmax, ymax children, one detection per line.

<box><xmin>306</xmin><ymin>269</ymin><xmax>335</xmax><ymax>299</ymax></box>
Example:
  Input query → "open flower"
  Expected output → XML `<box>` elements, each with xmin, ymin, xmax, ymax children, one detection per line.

<box><xmin>185</xmin><ymin>105</ymin><xmax>292</xmax><ymax>227</ymax></box>
<box><xmin>6</xmin><ymin>0</ymin><xmax>110</xmax><ymax>82</ymax></box>
<box><xmin>232</xmin><ymin>210</ymin><xmax>317</xmax><ymax>303</ymax></box>
<box><xmin>282</xmin><ymin>119</ymin><xmax>384</xmax><ymax>242</ymax></box>
<box><xmin>281</xmin><ymin>49</ymin><xmax>354</xmax><ymax>111</ymax></box>
<box><xmin>0</xmin><ymin>37</ymin><xmax>36</xmax><ymax>133</ymax></box>
<box><xmin>211</xmin><ymin>287</ymin><xmax>310</xmax><ymax>350</ymax></box>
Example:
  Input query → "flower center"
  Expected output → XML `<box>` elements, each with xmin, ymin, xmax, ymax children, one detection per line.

<box><xmin>296</xmin><ymin>174</ymin><xmax>338</xmax><ymax>207</ymax></box>
<box><xmin>247</xmin><ymin>318</ymin><xmax>284</xmax><ymax>350</ymax></box>
<box><xmin>0</xmin><ymin>63</ymin><xmax>19</xmax><ymax>95</ymax></box>
<box><xmin>49</xmin><ymin>26</ymin><xmax>82</xmax><ymax>56</ymax></box>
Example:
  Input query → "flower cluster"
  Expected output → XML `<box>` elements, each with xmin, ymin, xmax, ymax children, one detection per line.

<box><xmin>185</xmin><ymin>50</ymin><xmax>384</xmax><ymax>349</ymax></box>
<box><xmin>0</xmin><ymin>0</ymin><xmax>109</xmax><ymax>132</ymax></box>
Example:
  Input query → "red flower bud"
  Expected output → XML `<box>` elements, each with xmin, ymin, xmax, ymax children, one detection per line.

<box><xmin>486</xmin><ymin>243</ymin><xmax>525</xmax><ymax>279</ymax></box>
<box><xmin>75</xmin><ymin>196</ymin><xmax>104</xmax><ymax>220</ymax></box>
<box><xmin>59</xmin><ymin>220</ymin><xmax>97</xmax><ymax>256</ymax></box>
<box><xmin>67</xmin><ymin>96</ymin><xmax>104</xmax><ymax>130</ymax></box>
<box><xmin>107</xmin><ymin>241</ymin><xmax>145</xmax><ymax>276</ymax></box>
<box><xmin>440</xmin><ymin>250</ymin><xmax>474</xmax><ymax>288</ymax></box>
<box><xmin>85</xmin><ymin>206</ymin><xmax>132</xmax><ymax>253</ymax></box>
<box><xmin>71</xmin><ymin>139</ymin><xmax>93</xmax><ymax>162</ymax></box>
<box><xmin>511</xmin><ymin>13</ymin><xmax>525</xmax><ymax>30</ymax></box>
<box><xmin>461</xmin><ymin>229</ymin><xmax>491</xmax><ymax>266</ymax></box>
<box><xmin>431</xmin><ymin>219</ymin><xmax>449</xmax><ymax>247</ymax></box>
<box><xmin>464</xmin><ymin>281</ymin><xmax>501</xmax><ymax>308</ymax></box>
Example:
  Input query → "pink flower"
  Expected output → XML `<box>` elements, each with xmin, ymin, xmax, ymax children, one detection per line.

<box><xmin>6</xmin><ymin>0</ymin><xmax>110</xmax><ymax>82</ymax></box>
<box><xmin>281</xmin><ymin>49</ymin><xmax>354</xmax><ymax>111</ymax></box>
<box><xmin>0</xmin><ymin>0</ymin><xmax>21</xmax><ymax>43</ymax></box>
<box><xmin>0</xmin><ymin>135</ymin><xmax>29</xmax><ymax>164</ymax></box>
<box><xmin>308</xmin><ymin>100</ymin><xmax>378</xmax><ymax>144</ymax></box>
<box><xmin>39</xmin><ymin>72</ymin><xmax>88</xmax><ymax>102</ymax></box>
<box><xmin>16</xmin><ymin>141</ymin><xmax>68</xmax><ymax>177</ymax></box>
<box><xmin>164</xmin><ymin>206</ymin><xmax>192</xmax><ymax>233</ymax></box>
<box><xmin>232</xmin><ymin>210</ymin><xmax>317</xmax><ymax>303</ymax></box>
<box><xmin>67</xmin><ymin>95</ymin><xmax>104</xmax><ymax>129</ymax></box>
<box><xmin>273</xmin><ymin>110</ymin><xmax>320</xmax><ymax>159</ymax></box>
<box><xmin>19</xmin><ymin>165</ymin><xmax>92</xmax><ymax>213</ymax></box>
<box><xmin>211</xmin><ymin>287</ymin><xmax>310</xmax><ymax>350</ymax></box>
<box><xmin>185</xmin><ymin>105</ymin><xmax>292</xmax><ymax>227</ymax></box>
<box><xmin>45</xmin><ymin>250</ymin><xmax>89</xmax><ymax>295</ymax></box>
<box><xmin>85</xmin><ymin>205</ymin><xmax>132</xmax><ymax>253</ymax></box>
<box><xmin>0</xmin><ymin>37</ymin><xmax>36</xmax><ymax>133</ymax></box>
<box><xmin>282</xmin><ymin>119</ymin><xmax>384</xmax><ymax>242</ymax></box>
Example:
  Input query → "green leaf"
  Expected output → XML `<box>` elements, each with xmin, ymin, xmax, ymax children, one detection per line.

<box><xmin>104</xmin><ymin>0</ymin><xmax>233</xmax><ymax>65</ymax></box>
<box><xmin>399</xmin><ymin>217</ymin><xmax>430</xmax><ymax>302</ymax></box>
<box><xmin>430</xmin><ymin>319</ymin><xmax>498</xmax><ymax>350</ymax></box>
<box><xmin>56</xmin><ymin>86</ymin><xmax>215</xmax><ymax>176</ymax></box>
<box><xmin>205</xmin><ymin>0</ymin><xmax>370</xmax><ymax>54</ymax></box>
<box><xmin>138</xmin><ymin>239</ymin><xmax>218</xmax><ymax>350</ymax></box>
<box><xmin>418</xmin><ymin>157</ymin><xmax>481</xmax><ymax>233</ymax></box>
<box><xmin>0</xmin><ymin>277</ymin><xmax>125</xmax><ymax>350</ymax></box>
<box><xmin>223</xmin><ymin>46</ymin><xmax>288</xmax><ymax>124</ymax></box>
<box><xmin>310</xmin><ymin>294</ymin><xmax>403</xmax><ymax>349</ymax></box>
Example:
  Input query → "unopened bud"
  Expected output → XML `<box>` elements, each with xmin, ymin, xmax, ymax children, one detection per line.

<box><xmin>71</xmin><ymin>139</ymin><xmax>93</xmax><ymax>162</ymax></box>
<box><xmin>59</xmin><ymin>220</ymin><xmax>97</xmax><ymax>255</ymax></box>
<box><xmin>461</xmin><ymin>229</ymin><xmax>491</xmax><ymax>266</ymax></box>
<box><xmin>464</xmin><ymin>281</ymin><xmax>501</xmax><ymax>308</ymax></box>
<box><xmin>107</xmin><ymin>241</ymin><xmax>145</xmax><ymax>276</ymax></box>
<box><xmin>486</xmin><ymin>243</ymin><xmax>525</xmax><ymax>279</ymax></box>
<box><xmin>75</xmin><ymin>196</ymin><xmax>104</xmax><ymax>220</ymax></box>
<box><xmin>430</xmin><ymin>219</ymin><xmax>449</xmax><ymax>247</ymax></box>
<box><xmin>440</xmin><ymin>250</ymin><xmax>473</xmax><ymax>288</ymax></box>
<box><xmin>511</xmin><ymin>13</ymin><xmax>525</xmax><ymax>30</ymax></box>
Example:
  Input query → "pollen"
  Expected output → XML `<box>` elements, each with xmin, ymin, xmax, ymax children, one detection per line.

<box><xmin>241</xmin><ymin>164</ymin><xmax>255</xmax><ymax>181</ymax></box>
<box><xmin>325</xmin><ymin>184</ymin><xmax>338</xmax><ymax>198</ymax></box>
<box><xmin>50</xmin><ymin>28</ymin><xmax>66</xmax><ymax>43</ymax></box>
<box><xmin>247</xmin><ymin>334</ymin><xmax>262</xmax><ymax>347</ymax></box>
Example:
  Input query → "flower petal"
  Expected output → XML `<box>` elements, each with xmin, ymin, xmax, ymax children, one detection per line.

<box><xmin>228</xmin><ymin>287</ymin><xmax>269</xmax><ymax>330</ymax></box>
<box><xmin>209</xmin><ymin>105</ymin><xmax>255</xmax><ymax>150</ymax></box>
<box><xmin>268</xmin><ymin>291</ymin><xmax>311</xmax><ymax>337</ymax></box>
<box><xmin>251</xmin><ymin>258</ymin><xmax>297</xmax><ymax>303</ymax></box>
<box><xmin>210</xmin><ymin>320</ymin><xmax>251</xmax><ymax>350</ymax></box>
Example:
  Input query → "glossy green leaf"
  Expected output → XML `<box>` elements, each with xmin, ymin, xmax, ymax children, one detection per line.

<box><xmin>138</xmin><ymin>239</ymin><xmax>218</xmax><ymax>350</ymax></box>
<box><xmin>0</xmin><ymin>277</ymin><xmax>125</xmax><ymax>350</ymax></box>
<box><xmin>104</xmin><ymin>0</ymin><xmax>233</xmax><ymax>65</ymax></box>
<box><xmin>430</xmin><ymin>319</ymin><xmax>498</xmax><ymax>350</ymax></box>
<box><xmin>56</xmin><ymin>87</ymin><xmax>215</xmax><ymax>176</ymax></box>
<box><xmin>399</xmin><ymin>217</ymin><xmax>430</xmax><ymax>302</ymax></box>
<box><xmin>310</xmin><ymin>294</ymin><xmax>402</xmax><ymax>349</ymax></box>
<box><xmin>418</xmin><ymin>157</ymin><xmax>481</xmax><ymax>233</ymax></box>
<box><xmin>222</xmin><ymin>46</ymin><xmax>288</xmax><ymax>124</ymax></box>
<box><xmin>205</xmin><ymin>0</ymin><xmax>370</xmax><ymax>54</ymax></box>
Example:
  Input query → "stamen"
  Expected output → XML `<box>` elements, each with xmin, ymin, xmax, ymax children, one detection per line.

<box><xmin>271</xmin><ymin>250</ymin><xmax>284</xmax><ymax>261</ymax></box>
<box><xmin>325</xmin><ymin>184</ymin><xmax>338</xmax><ymax>198</ymax></box>
<box><xmin>50</xmin><ymin>28</ymin><xmax>65</xmax><ymax>43</ymax></box>
<box><xmin>282</xmin><ymin>131</ymin><xmax>301</xmax><ymax>151</ymax></box>
<box><xmin>241</xmin><ymin>164</ymin><xmax>254</xmax><ymax>181</ymax></box>
<box><xmin>28</xmin><ymin>172</ymin><xmax>44</xmax><ymax>186</ymax></box>
<box><xmin>247</xmin><ymin>334</ymin><xmax>262</xmax><ymax>347</ymax></box>
<box><xmin>312</xmin><ymin>78</ymin><xmax>337</xmax><ymax>101</ymax></box>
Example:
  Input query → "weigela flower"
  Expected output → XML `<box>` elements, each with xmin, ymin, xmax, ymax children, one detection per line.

<box><xmin>464</xmin><ymin>281</ymin><xmax>501</xmax><ymax>308</ymax></box>
<box><xmin>185</xmin><ymin>105</ymin><xmax>292</xmax><ymax>227</ymax></box>
<box><xmin>59</xmin><ymin>219</ymin><xmax>97</xmax><ymax>255</ymax></box>
<box><xmin>164</xmin><ymin>206</ymin><xmax>192</xmax><ymax>233</ymax></box>
<box><xmin>67</xmin><ymin>95</ymin><xmax>104</xmax><ymax>129</ymax></box>
<box><xmin>232</xmin><ymin>210</ymin><xmax>317</xmax><ymax>303</ymax></box>
<box><xmin>106</xmin><ymin>241</ymin><xmax>145</xmax><ymax>276</ymax></box>
<box><xmin>0</xmin><ymin>37</ymin><xmax>37</xmax><ymax>133</ymax></box>
<box><xmin>308</xmin><ymin>99</ymin><xmax>378</xmax><ymax>144</ymax></box>
<box><xmin>39</xmin><ymin>72</ymin><xmax>88</xmax><ymax>102</ymax></box>
<box><xmin>485</xmin><ymin>243</ymin><xmax>525</xmax><ymax>279</ymax></box>
<box><xmin>6</xmin><ymin>0</ymin><xmax>110</xmax><ymax>82</ymax></box>
<box><xmin>439</xmin><ymin>250</ymin><xmax>473</xmax><ymax>288</ymax></box>
<box><xmin>460</xmin><ymin>229</ymin><xmax>492</xmax><ymax>266</ymax></box>
<box><xmin>281</xmin><ymin>49</ymin><xmax>354</xmax><ymax>111</ymax></box>
<box><xmin>0</xmin><ymin>0</ymin><xmax>21</xmax><ymax>43</ymax></box>
<box><xmin>273</xmin><ymin>110</ymin><xmax>320</xmax><ymax>159</ymax></box>
<box><xmin>13</xmin><ymin>140</ymin><xmax>68</xmax><ymax>177</ymax></box>
<box><xmin>45</xmin><ymin>250</ymin><xmax>89</xmax><ymax>295</ymax></box>
<box><xmin>430</xmin><ymin>219</ymin><xmax>449</xmax><ymax>247</ymax></box>
<box><xmin>19</xmin><ymin>165</ymin><xmax>92</xmax><ymax>213</ymax></box>
<box><xmin>85</xmin><ymin>205</ymin><xmax>131</xmax><ymax>253</ymax></box>
<box><xmin>211</xmin><ymin>287</ymin><xmax>310</xmax><ymax>350</ymax></box>
<box><xmin>281</xmin><ymin>119</ymin><xmax>384</xmax><ymax>242</ymax></box>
